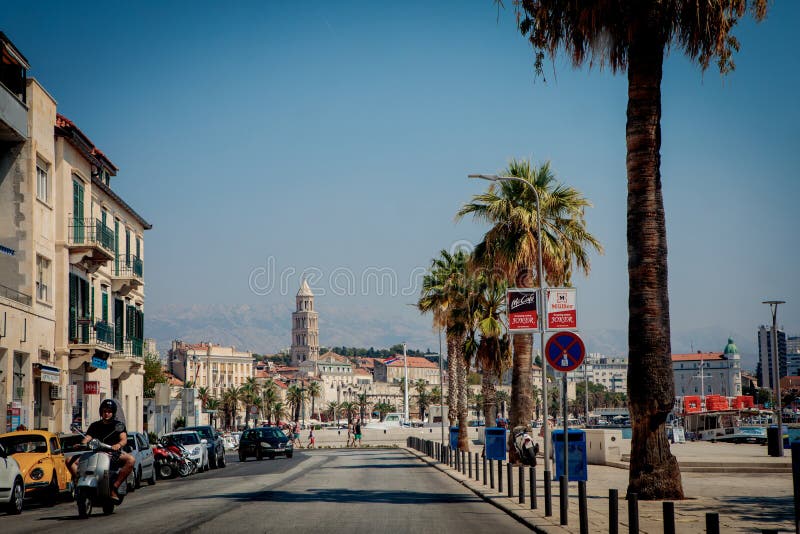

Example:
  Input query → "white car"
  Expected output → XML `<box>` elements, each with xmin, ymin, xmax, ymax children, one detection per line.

<box><xmin>0</xmin><ymin>442</ymin><xmax>24</xmax><ymax>514</ymax></box>
<box><xmin>163</xmin><ymin>431</ymin><xmax>209</xmax><ymax>472</ymax></box>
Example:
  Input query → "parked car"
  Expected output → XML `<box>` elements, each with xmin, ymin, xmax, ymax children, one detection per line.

<box><xmin>0</xmin><ymin>442</ymin><xmax>24</xmax><ymax>514</ymax></box>
<box><xmin>163</xmin><ymin>431</ymin><xmax>208</xmax><ymax>472</ymax></box>
<box><xmin>126</xmin><ymin>431</ymin><xmax>157</xmax><ymax>488</ymax></box>
<box><xmin>238</xmin><ymin>427</ymin><xmax>293</xmax><ymax>461</ymax></box>
<box><xmin>181</xmin><ymin>426</ymin><xmax>226</xmax><ymax>468</ymax></box>
<box><xmin>0</xmin><ymin>430</ymin><xmax>72</xmax><ymax>505</ymax></box>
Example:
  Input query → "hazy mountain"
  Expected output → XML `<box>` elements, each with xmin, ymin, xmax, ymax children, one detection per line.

<box><xmin>146</xmin><ymin>303</ymin><xmax>759</xmax><ymax>371</ymax></box>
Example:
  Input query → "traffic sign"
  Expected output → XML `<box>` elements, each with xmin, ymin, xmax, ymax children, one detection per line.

<box><xmin>545</xmin><ymin>332</ymin><xmax>586</xmax><ymax>372</ymax></box>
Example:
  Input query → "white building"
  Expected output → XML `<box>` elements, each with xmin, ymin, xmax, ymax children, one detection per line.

<box><xmin>672</xmin><ymin>339</ymin><xmax>742</xmax><ymax>398</ymax></box>
<box><xmin>758</xmin><ymin>325</ymin><xmax>787</xmax><ymax>390</ymax></box>
<box><xmin>568</xmin><ymin>353</ymin><xmax>628</xmax><ymax>393</ymax></box>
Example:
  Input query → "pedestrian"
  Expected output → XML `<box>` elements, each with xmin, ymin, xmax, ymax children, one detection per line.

<box><xmin>15</xmin><ymin>424</ymin><xmax>27</xmax><ymax>431</ymax></box>
<box><xmin>354</xmin><ymin>418</ymin><xmax>362</xmax><ymax>447</ymax></box>
<box><xmin>307</xmin><ymin>428</ymin><xmax>315</xmax><ymax>448</ymax></box>
<box><xmin>292</xmin><ymin>422</ymin><xmax>301</xmax><ymax>448</ymax></box>
<box><xmin>346</xmin><ymin>421</ymin><xmax>354</xmax><ymax>447</ymax></box>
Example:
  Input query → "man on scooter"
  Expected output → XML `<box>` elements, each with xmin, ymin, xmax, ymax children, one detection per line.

<box><xmin>69</xmin><ymin>399</ymin><xmax>135</xmax><ymax>502</ymax></box>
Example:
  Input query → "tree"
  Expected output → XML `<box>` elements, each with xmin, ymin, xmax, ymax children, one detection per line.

<box><xmin>271</xmin><ymin>402</ymin><xmax>287</xmax><ymax>424</ymax></box>
<box><xmin>205</xmin><ymin>398</ymin><xmax>221</xmax><ymax>428</ymax></box>
<box><xmin>261</xmin><ymin>381</ymin><xmax>278</xmax><ymax>424</ymax></box>
<box><xmin>459</xmin><ymin>158</ymin><xmax>601</xmax><ymax>460</ymax></box>
<box><xmin>286</xmin><ymin>384</ymin><xmax>306</xmax><ymax>423</ymax></box>
<box><xmin>496</xmin><ymin>390</ymin><xmax>510</xmax><ymax>420</ymax></box>
<box><xmin>308</xmin><ymin>381</ymin><xmax>322</xmax><ymax>421</ymax></box>
<box><xmin>339</xmin><ymin>401</ymin><xmax>357</xmax><ymax>424</ymax></box>
<box><xmin>325</xmin><ymin>401</ymin><xmax>339</xmax><ymax>423</ymax></box>
<box><xmin>513</xmin><ymin>0</ymin><xmax>767</xmax><ymax>499</ymax></box>
<box><xmin>473</xmin><ymin>274</ymin><xmax>509</xmax><ymax>430</ymax></box>
<box><xmin>241</xmin><ymin>377</ymin><xmax>261</xmax><ymax>429</ymax></box>
<box><xmin>373</xmin><ymin>402</ymin><xmax>394</xmax><ymax>421</ymax></box>
<box><xmin>196</xmin><ymin>386</ymin><xmax>211</xmax><ymax>409</ymax></box>
<box><xmin>222</xmin><ymin>386</ymin><xmax>242</xmax><ymax>430</ymax></box>
<box><xmin>357</xmin><ymin>392</ymin><xmax>369</xmax><ymax>422</ymax></box>
<box><xmin>143</xmin><ymin>353</ymin><xmax>166</xmax><ymax>398</ymax></box>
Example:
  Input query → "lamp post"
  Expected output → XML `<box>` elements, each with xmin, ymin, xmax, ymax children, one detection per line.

<box><xmin>763</xmin><ymin>300</ymin><xmax>786</xmax><ymax>457</ymax></box>
<box><xmin>439</xmin><ymin>328</ymin><xmax>445</xmax><ymax>447</ymax></box>
<box><xmin>403</xmin><ymin>342</ymin><xmax>409</xmax><ymax>423</ymax></box>
<box><xmin>468</xmin><ymin>173</ymin><xmax>550</xmax><ymax>474</ymax></box>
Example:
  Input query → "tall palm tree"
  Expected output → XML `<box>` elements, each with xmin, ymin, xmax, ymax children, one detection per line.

<box><xmin>261</xmin><ymin>383</ymin><xmax>278</xmax><ymax>424</ymax></box>
<box><xmin>222</xmin><ymin>386</ymin><xmax>243</xmax><ymax>430</ymax></box>
<box><xmin>205</xmin><ymin>398</ymin><xmax>221</xmax><ymax>428</ymax></box>
<box><xmin>458</xmin><ymin>158</ymin><xmax>602</xmax><ymax>460</ymax></box>
<box><xmin>430</xmin><ymin>386</ymin><xmax>442</xmax><ymax>405</ymax></box>
<box><xmin>373</xmin><ymin>402</ymin><xmax>393</xmax><ymax>422</ymax></box>
<box><xmin>271</xmin><ymin>402</ymin><xmax>287</xmax><ymax>424</ymax></box>
<box><xmin>241</xmin><ymin>377</ymin><xmax>261</xmax><ymax>428</ymax></box>
<box><xmin>512</xmin><ymin>0</ymin><xmax>768</xmax><ymax>499</ymax></box>
<box><xmin>196</xmin><ymin>386</ymin><xmax>211</xmax><ymax>409</ymax></box>
<box><xmin>357</xmin><ymin>392</ymin><xmax>369</xmax><ymax>423</ymax></box>
<box><xmin>307</xmin><ymin>381</ymin><xmax>322</xmax><ymax>421</ymax></box>
<box><xmin>325</xmin><ymin>401</ymin><xmax>339</xmax><ymax>423</ymax></box>
<box><xmin>286</xmin><ymin>384</ymin><xmax>306</xmax><ymax>423</ymax></box>
<box><xmin>339</xmin><ymin>401</ymin><xmax>356</xmax><ymax>424</ymax></box>
<box><xmin>473</xmin><ymin>274</ymin><xmax>510</xmax><ymax>428</ymax></box>
<box><xmin>418</xmin><ymin>249</ymin><xmax>471</xmax><ymax>450</ymax></box>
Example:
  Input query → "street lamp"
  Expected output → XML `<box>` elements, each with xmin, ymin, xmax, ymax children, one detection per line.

<box><xmin>763</xmin><ymin>299</ymin><xmax>786</xmax><ymax>457</ymax></box>
<box><xmin>468</xmin><ymin>173</ymin><xmax>551</xmax><ymax>475</ymax></box>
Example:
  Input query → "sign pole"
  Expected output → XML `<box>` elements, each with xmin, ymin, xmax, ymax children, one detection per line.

<box><xmin>563</xmin><ymin>372</ymin><xmax>569</xmax><ymax>481</ymax></box>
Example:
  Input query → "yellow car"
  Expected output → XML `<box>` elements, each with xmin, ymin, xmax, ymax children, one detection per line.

<box><xmin>0</xmin><ymin>430</ymin><xmax>73</xmax><ymax>504</ymax></box>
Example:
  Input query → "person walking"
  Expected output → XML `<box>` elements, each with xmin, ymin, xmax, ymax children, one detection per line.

<box><xmin>354</xmin><ymin>418</ymin><xmax>362</xmax><ymax>448</ymax></box>
<box><xmin>292</xmin><ymin>421</ymin><xmax>301</xmax><ymax>448</ymax></box>
<box><xmin>346</xmin><ymin>421</ymin><xmax>354</xmax><ymax>447</ymax></box>
<box><xmin>307</xmin><ymin>427</ymin><xmax>315</xmax><ymax>449</ymax></box>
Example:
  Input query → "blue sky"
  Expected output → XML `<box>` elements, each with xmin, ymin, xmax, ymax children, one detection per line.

<box><xmin>4</xmin><ymin>1</ymin><xmax>798</xmax><ymax>356</ymax></box>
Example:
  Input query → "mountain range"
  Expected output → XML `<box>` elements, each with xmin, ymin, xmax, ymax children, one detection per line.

<box><xmin>146</xmin><ymin>302</ymin><xmax>760</xmax><ymax>371</ymax></box>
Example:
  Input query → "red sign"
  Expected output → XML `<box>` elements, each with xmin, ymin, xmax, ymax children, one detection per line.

<box><xmin>83</xmin><ymin>381</ymin><xmax>100</xmax><ymax>395</ymax></box>
<box><xmin>544</xmin><ymin>331</ymin><xmax>586</xmax><ymax>372</ymax></box>
<box><xmin>546</xmin><ymin>288</ymin><xmax>577</xmax><ymax>330</ymax></box>
<box><xmin>507</xmin><ymin>288</ymin><xmax>539</xmax><ymax>332</ymax></box>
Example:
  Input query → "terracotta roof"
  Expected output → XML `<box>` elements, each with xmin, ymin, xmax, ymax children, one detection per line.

<box><xmin>358</xmin><ymin>358</ymin><xmax>377</xmax><ymax>369</ymax></box>
<box><xmin>255</xmin><ymin>370</ymin><xmax>270</xmax><ymax>379</ymax></box>
<box><xmin>55</xmin><ymin>113</ymin><xmax>118</xmax><ymax>172</ymax></box>
<box><xmin>671</xmin><ymin>352</ymin><xmax>725</xmax><ymax>362</ymax></box>
<box><xmin>273</xmin><ymin>379</ymin><xmax>288</xmax><ymax>389</ymax></box>
<box><xmin>354</xmin><ymin>368</ymin><xmax>371</xmax><ymax>376</ymax></box>
<box><xmin>383</xmin><ymin>356</ymin><xmax>438</xmax><ymax>369</ymax></box>
<box><xmin>781</xmin><ymin>376</ymin><xmax>800</xmax><ymax>388</ymax></box>
<box><xmin>319</xmin><ymin>351</ymin><xmax>349</xmax><ymax>363</ymax></box>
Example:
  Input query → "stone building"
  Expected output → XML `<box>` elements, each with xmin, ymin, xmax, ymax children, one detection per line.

<box><xmin>290</xmin><ymin>279</ymin><xmax>319</xmax><ymax>366</ymax></box>
<box><xmin>672</xmin><ymin>339</ymin><xmax>742</xmax><ymax>398</ymax></box>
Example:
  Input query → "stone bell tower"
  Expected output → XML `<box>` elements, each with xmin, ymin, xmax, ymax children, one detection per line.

<box><xmin>290</xmin><ymin>279</ymin><xmax>319</xmax><ymax>366</ymax></box>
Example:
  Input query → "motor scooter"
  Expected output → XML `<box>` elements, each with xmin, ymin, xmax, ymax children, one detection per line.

<box><xmin>70</xmin><ymin>425</ymin><xmax>127</xmax><ymax>517</ymax></box>
<box><xmin>161</xmin><ymin>437</ymin><xmax>195</xmax><ymax>477</ymax></box>
<box><xmin>512</xmin><ymin>426</ymin><xmax>539</xmax><ymax>466</ymax></box>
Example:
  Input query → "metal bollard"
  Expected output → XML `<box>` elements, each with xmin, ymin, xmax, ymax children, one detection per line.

<box><xmin>608</xmin><ymin>488</ymin><xmax>618</xmax><ymax>534</ymax></box>
<box><xmin>483</xmin><ymin>455</ymin><xmax>487</xmax><ymax>485</ymax></box>
<box><xmin>706</xmin><ymin>513</ymin><xmax>720</xmax><ymax>534</ymax></box>
<box><xmin>489</xmin><ymin>459</ymin><xmax>495</xmax><ymax>489</ymax></box>
<box><xmin>507</xmin><ymin>462</ymin><xmax>513</xmax><ymax>498</ymax></box>
<box><xmin>519</xmin><ymin>465</ymin><xmax>525</xmax><ymax>504</ymax></box>
<box><xmin>498</xmin><ymin>460</ymin><xmax>503</xmax><ymax>493</ymax></box>
<box><xmin>544</xmin><ymin>470</ymin><xmax>552</xmax><ymax>517</ymax></box>
<box><xmin>468</xmin><ymin>451</ymin><xmax>472</xmax><ymax>478</ymax></box>
<box><xmin>462</xmin><ymin>450</ymin><xmax>467</xmax><ymax>475</ymax></box>
<box><xmin>475</xmin><ymin>452</ymin><xmax>480</xmax><ymax>481</ymax></box>
<box><xmin>609</xmin><ymin>488</ymin><xmax>619</xmax><ymax>534</ymax></box>
<box><xmin>579</xmin><ymin>480</ymin><xmax>588</xmax><ymax>534</ymax></box>
<box><xmin>663</xmin><ymin>502</ymin><xmax>675</xmax><ymax>534</ymax></box>
<box><xmin>628</xmin><ymin>493</ymin><xmax>639</xmax><ymax>534</ymax></box>
<box><xmin>559</xmin><ymin>475</ymin><xmax>568</xmax><ymax>526</ymax></box>
<box><xmin>530</xmin><ymin>466</ymin><xmax>537</xmax><ymax>509</ymax></box>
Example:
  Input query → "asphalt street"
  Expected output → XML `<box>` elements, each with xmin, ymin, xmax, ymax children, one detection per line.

<box><xmin>0</xmin><ymin>448</ymin><xmax>532</xmax><ymax>533</ymax></box>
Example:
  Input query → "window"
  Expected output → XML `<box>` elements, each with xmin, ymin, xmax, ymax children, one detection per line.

<box><xmin>36</xmin><ymin>255</ymin><xmax>51</xmax><ymax>302</ymax></box>
<box><xmin>36</xmin><ymin>160</ymin><xmax>49</xmax><ymax>203</ymax></box>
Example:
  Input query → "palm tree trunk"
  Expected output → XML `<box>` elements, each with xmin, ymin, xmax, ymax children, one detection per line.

<box><xmin>510</xmin><ymin>330</ymin><xmax>534</xmax><ymax>463</ymax></box>
<box><xmin>481</xmin><ymin>360</ymin><xmax>498</xmax><ymax>426</ymax></box>
<box><xmin>446</xmin><ymin>331</ymin><xmax>458</xmax><ymax>427</ymax></box>
<box><xmin>456</xmin><ymin>336</ymin><xmax>469</xmax><ymax>450</ymax></box>
<box><xmin>625</xmin><ymin>25</ymin><xmax>683</xmax><ymax>500</ymax></box>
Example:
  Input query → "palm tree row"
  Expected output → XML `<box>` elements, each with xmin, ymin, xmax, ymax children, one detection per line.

<box><xmin>419</xmin><ymin>158</ymin><xmax>602</xmax><ymax>461</ymax></box>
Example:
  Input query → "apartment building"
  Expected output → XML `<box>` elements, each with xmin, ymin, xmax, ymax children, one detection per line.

<box><xmin>373</xmin><ymin>355</ymin><xmax>441</xmax><ymax>385</ymax></box>
<box><xmin>168</xmin><ymin>341</ymin><xmax>254</xmax><ymax>400</ymax></box>
<box><xmin>672</xmin><ymin>340</ymin><xmax>742</xmax><ymax>398</ymax></box>
<box><xmin>758</xmin><ymin>325</ymin><xmax>787</xmax><ymax>390</ymax></box>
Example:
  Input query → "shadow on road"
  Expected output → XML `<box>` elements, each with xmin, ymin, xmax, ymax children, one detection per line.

<box><xmin>323</xmin><ymin>463</ymin><xmax>428</xmax><ymax>470</ymax></box>
<box><xmin>196</xmin><ymin>488</ymin><xmax>477</xmax><ymax>505</ymax></box>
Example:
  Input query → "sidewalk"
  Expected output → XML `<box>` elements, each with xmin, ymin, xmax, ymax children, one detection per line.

<box><xmin>404</xmin><ymin>442</ymin><xmax>795</xmax><ymax>533</ymax></box>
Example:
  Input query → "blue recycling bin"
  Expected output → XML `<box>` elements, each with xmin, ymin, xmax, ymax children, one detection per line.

<box><xmin>552</xmin><ymin>429</ymin><xmax>587</xmax><ymax>482</ymax></box>
<box><xmin>484</xmin><ymin>427</ymin><xmax>507</xmax><ymax>460</ymax></box>
<box><xmin>449</xmin><ymin>426</ymin><xmax>459</xmax><ymax>450</ymax></box>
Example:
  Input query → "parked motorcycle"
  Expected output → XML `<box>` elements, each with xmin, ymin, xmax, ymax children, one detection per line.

<box><xmin>513</xmin><ymin>426</ymin><xmax>539</xmax><ymax>466</ymax></box>
<box><xmin>153</xmin><ymin>442</ymin><xmax>180</xmax><ymax>479</ymax></box>
<box><xmin>160</xmin><ymin>437</ymin><xmax>195</xmax><ymax>477</ymax></box>
<box><xmin>70</xmin><ymin>425</ymin><xmax>127</xmax><ymax>518</ymax></box>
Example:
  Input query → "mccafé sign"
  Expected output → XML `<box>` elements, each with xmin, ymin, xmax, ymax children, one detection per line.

<box><xmin>507</xmin><ymin>288</ymin><xmax>539</xmax><ymax>333</ymax></box>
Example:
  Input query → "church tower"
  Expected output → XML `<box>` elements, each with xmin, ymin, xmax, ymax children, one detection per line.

<box><xmin>290</xmin><ymin>279</ymin><xmax>319</xmax><ymax>366</ymax></box>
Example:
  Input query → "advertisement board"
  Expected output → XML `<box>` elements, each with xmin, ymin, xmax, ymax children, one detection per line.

<box><xmin>84</xmin><ymin>381</ymin><xmax>100</xmax><ymax>395</ymax></box>
<box><xmin>507</xmin><ymin>288</ymin><xmax>539</xmax><ymax>333</ymax></box>
<box><xmin>546</xmin><ymin>288</ymin><xmax>577</xmax><ymax>330</ymax></box>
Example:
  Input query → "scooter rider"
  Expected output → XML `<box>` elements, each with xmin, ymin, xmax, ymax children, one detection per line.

<box><xmin>69</xmin><ymin>399</ymin><xmax>135</xmax><ymax>502</ymax></box>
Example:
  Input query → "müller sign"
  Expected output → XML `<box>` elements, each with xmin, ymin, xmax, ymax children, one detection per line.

<box><xmin>507</xmin><ymin>288</ymin><xmax>539</xmax><ymax>333</ymax></box>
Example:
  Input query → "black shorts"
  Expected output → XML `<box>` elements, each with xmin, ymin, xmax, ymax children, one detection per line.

<box><xmin>109</xmin><ymin>450</ymin><xmax>122</xmax><ymax>468</ymax></box>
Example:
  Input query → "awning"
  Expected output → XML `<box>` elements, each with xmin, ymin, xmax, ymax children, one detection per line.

<box><xmin>0</xmin><ymin>244</ymin><xmax>15</xmax><ymax>256</ymax></box>
<box><xmin>91</xmin><ymin>355</ymin><xmax>108</xmax><ymax>370</ymax></box>
<box><xmin>34</xmin><ymin>363</ymin><xmax>60</xmax><ymax>384</ymax></box>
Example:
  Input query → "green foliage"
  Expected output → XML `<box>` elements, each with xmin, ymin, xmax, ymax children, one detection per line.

<box><xmin>467</xmin><ymin>372</ymin><xmax>482</xmax><ymax>386</ymax></box>
<box><xmin>148</xmin><ymin>431</ymin><xmax>159</xmax><ymax>444</ymax></box>
<box><xmin>324</xmin><ymin>345</ymin><xmax>426</xmax><ymax>358</ymax></box>
<box><xmin>143</xmin><ymin>353</ymin><xmax>166</xmax><ymax>398</ymax></box>
<box><xmin>173</xmin><ymin>416</ymin><xmax>186</xmax><ymax>430</ymax></box>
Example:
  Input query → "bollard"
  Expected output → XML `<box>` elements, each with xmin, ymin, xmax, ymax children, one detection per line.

<box><xmin>498</xmin><ymin>460</ymin><xmax>504</xmax><ymax>493</ymax></box>
<box><xmin>628</xmin><ymin>493</ymin><xmax>639</xmax><ymax>534</ymax></box>
<box><xmin>475</xmin><ymin>453</ymin><xmax>480</xmax><ymax>481</ymax></box>
<box><xmin>519</xmin><ymin>465</ymin><xmax>525</xmax><ymax>504</ymax></box>
<box><xmin>609</xmin><ymin>489</ymin><xmax>618</xmax><ymax>534</ymax></box>
<box><xmin>706</xmin><ymin>513</ymin><xmax>720</xmax><ymax>534</ymax></box>
<box><xmin>793</xmin><ymin>442</ymin><xmax>800</xmax><ymax>534</ymax></box>
<box><xmin>468</xmin><ymin>451</ymin><xmax>472</xmax><ymax>478</ymax></box>
<box><xmin>462</xmin><ymin>450</ymin><xmax>467</xmax><ymax>475</ymax></box>
<box><xmin>530</xmin><ymin>466</ymin><xmax>537</xmax><ymax>509</ymax></box>
<box><xmin>663</xmin><ymin>502</ymin><xmax>675</xmax><ymax>534</ymax></box>
<box><xmin>483</xmin><ymin>455</ymin><xmax>487</xmax><ymax>485</ymax></box>
<box><xmin>559</xmin><ymin>475</ymin><xmax>568</xmax><ymax>526</ymax></box>
<box><xmin>579</xmin><ymin>480</ymin><xmax>588</xmax><ymax>534</ymax></box>
<box><xmin>544</xmin><ymin>470</ymin><xmax>552</xmax><ymax>517</ymax></box>
<box><xmin>507</xmin><ymin>462</ymin><xmax>513</xmax><ymax>498</ymax></box>
<box><xmin>489</xmin><ymin>459</ymin><xmax>495</xmax><ymax>489</ymax></box>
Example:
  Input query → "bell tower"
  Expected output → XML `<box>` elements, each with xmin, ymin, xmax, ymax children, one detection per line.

<box><xmin>290</xmin><ymin>279</ymin><xmax>319</xmax><ymax>366</ymax></box>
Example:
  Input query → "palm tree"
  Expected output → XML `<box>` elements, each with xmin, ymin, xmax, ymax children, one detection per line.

<box><xmin>473</xmin><ymin>274</ymin><xmax>509</xmax><ymax>429</ymax></box>
<box><xmin>271</xmin><ymin>402</ymin><xmax>287</xmax><ymax>424</ymax></box>
<box><xmin>414</xmin><ymin>380</ymin><xmax>430</xmax><ymax>422</ymax></box>
<box><xmin>307</xmin><ymin>381</ymin><xmax>322</xmax><ymax>421</ymax></box>
<box><xmin>418</xmin><ymin>249</ymin><xmax>470</xmax><ymax>450</ymax></box>
<box><xmin>373</xmin><ymin>402</ymin><xmax>394</xmax><ymax>421</ymax></box>
<box><xmin>261</xmin><ymin>383</ymin><xmax>278</xmax><ymax>424</ymax></box>
<box><xmin>458</xmin><ymin>158</ymin><xmax>602</xmax><ymax>460</ymax></box>
<box><xmin>511</xmin><ymin>0</ymin><xmax>769</xmax><ymax>499</ymax></box>
<box><xmin>205</xmin><ymin>397</ymin><xmax>221</xmax><ymax>428</ymax></box>
<box><xmin>357</xmin><ymin>392</ymin><xmax>369</xmax><ymax>423</ymax></box>
<box><xmin>196</xmin><ymin>386</ymin><xmax>211</xmax><ymax>409</ymax></box>
<box><xmin>325</xmin><ymin>401</ymin><xmax>339</xmax><ymax>423</ymax></box>
<box><xmin>339</xmin><ymin>401</ymin><xmax>356</xmax><ymax>424</ymax></box>
<box><xmin>430</xmin><ymin>386</ymin><xmax>442</xmax><ymax>405</ymax></box>
<box><xmin>241</xmin><ymin>377</ymin><xmax>261</xmax><ymax>428</ymax></box>
<box><xmin>286</xmin><ymin>384</ymin><xmax>306</xmax><ymax>423</ymax></box>
<box><xmin>222</xmin><ymin>386</ymin><xmax>243</xmax><ymax>430</ymax></box>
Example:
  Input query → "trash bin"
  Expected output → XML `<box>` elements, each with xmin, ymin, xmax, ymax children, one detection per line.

<box><xmin>767</xmin><ymin>426</ymin><xmax>781</xmax><ymax>456</ymax></box>
<box><xmin>449</xmin><ymin>426</ymin><xmax>459</xmax><ymax>450</ymax></box>
<box><xmin>484</xmin><ymin>427</ymin><xmax>507</xmax><ymax>461</ymax></box>
<box><xmin>552</xmin><ymin>429</ymin><xmax>587</xmax><ymax>481</ymax></box>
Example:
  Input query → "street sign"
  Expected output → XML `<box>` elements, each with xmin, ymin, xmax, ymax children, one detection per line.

<box><xmin>546</xmin><ymin>288</ymin><xmax>577</xmax><ymax>330</ymax></box>
<box><xmin>545</xmin><ymin>332</ymin><xmax>586</xmax><ymax>372</ymax></box>
<box><xmin>507</xmin><ymin>288</ymin><xmax>539</xmax><ymax>333</ymax></box>
<box><xmin>83</xmin><ymin>381</ymin><xmax>100</xmax><ymax>395</ymax></box>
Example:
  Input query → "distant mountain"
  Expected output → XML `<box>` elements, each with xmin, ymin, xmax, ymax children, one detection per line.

<box><xmin>146</xmin><ymin>303</ymin><xmax>758</xmax><ymax>371</ymax></box>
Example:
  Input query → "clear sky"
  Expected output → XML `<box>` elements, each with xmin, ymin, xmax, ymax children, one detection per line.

<box><xmin>4</xmin><ymin>1</ymin><xmax>798</xmax><ymax>354</ymax></box>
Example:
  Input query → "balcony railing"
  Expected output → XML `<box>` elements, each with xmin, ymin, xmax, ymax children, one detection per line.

<box><xmin>0</xmin><ymin>282</ymin><xmax>32</xmax><ymax>306</ymax></box>
<box><xmin>69</xmin><ymin>319</ymin><xmax>115</xmax><ymax>350</ymax></box>
<box><xmin>112</xmin><ymin>337</ymin><xmax>144</xmax><ymax>360</ymax></box>
<box><xmin>68</xmin><ymin>218</ymin><xmax>115</xmax><ymax>253</ymax></box>
<box><xmin>114</xmin><ymin>255</ymin><xmax>144</xmax><ymax>278</ymax></box>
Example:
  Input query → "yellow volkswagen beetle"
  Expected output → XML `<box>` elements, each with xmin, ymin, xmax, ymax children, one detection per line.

<box><xmin>0</xmin><ymin>430</ymin><xmax>72</xmax><ymax>505</ymax></box>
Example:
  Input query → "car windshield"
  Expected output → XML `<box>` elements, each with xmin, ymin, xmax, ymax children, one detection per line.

<box><xmin>0</xmin><ymin>435</ymin><xmax>47</xmax><ymax>453</ymax></box>
<box><xmin>260</xmin><ymin>428</ymin><xmax>285</xmax><ymax>439</ymax></box>
<box><xmin>60</xmin><ymin>435</ymin><xmax>87</xmax><ymax>453</ymax></box>
<box><xmin>185</xmin><ymin>427</ymin><xmax>213</xmax><ymax>439</ymax></box>
<box><xmin>168</xmin><ymin>433</ymin><xmax>200</xmax><ymax>445</ymax></box>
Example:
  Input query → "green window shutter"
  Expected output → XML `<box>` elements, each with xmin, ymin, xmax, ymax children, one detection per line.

<box><xmin>69</xmin><ymin>274</ymin><xmax>77</xmax><ymax>340</ymax></box>
<box><xmin>101</xmin><ymin>210</ymin><xmax>106</xmax><ymax>227</ymax></box>
<box><xmin>102</xmin><ymin>292</ymin><xmax>108</xmax><ymax>323</ymax></box>
<box><xmin>136</xmin><ymin>237</ymin><xmax>140</xmax><ymax>260</ymax></box>
<box><xmin>73</xmin><ymin>181</ymin><xmax>84</xmax><ymax>243</ymax></box>
<box><xmin>114</xmin><ymin>220</ymin><xmax>119</xmax><ymax>274</ymax></box>
<box><xmin>125</xmin><ymin>230</ymin><xmax>130</xmax><ymax>266</ymax></box>
<box><xmin>90</xmin><ymin>284</ymin><xmax>95</xmax><ymax>322</ymax></box>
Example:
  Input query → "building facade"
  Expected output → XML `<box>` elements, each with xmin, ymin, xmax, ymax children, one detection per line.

<box><xmin>672</xmin><ymin>340</ymin><xmax>742</xmax><ymax>398</ymax></box>
<box><xmin>290</xmin><ymin>280</ymin><xmax>319</xmax><ymax>366</ymax></box>
<box><xmin>757</xmin><ymin>325</ymin><xmax>787</xmax><ymax>390</ymax></box>
<box><xmin>373</xmin><ymin>355</ymin><xmax>441</xmax><ymax>385</ymax></box>
<box><xmin>168</xmin><ymin>341</ymin><xmax>254</xmax><ymax>402</ymax></box>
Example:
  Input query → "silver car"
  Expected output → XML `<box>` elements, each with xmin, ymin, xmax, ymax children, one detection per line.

<box><xmin>0</xmin><ymin>442</ymin><xmax>24</xmax><ymax>514</ymax></box>
<box><xmin>125</xmin><ymin>431</ymin><xmax>156</xmax><ymax>489</ymax></box>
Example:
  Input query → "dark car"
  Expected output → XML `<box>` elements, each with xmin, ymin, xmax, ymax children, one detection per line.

<box><xmin>238</xmin><ymin>427</ymin><xmax>293</xmax><ymax>461</ymax></box>
<box><xmin>181</xmin><ymin>426</ymin><xmax>226</xmax><ymax>468</ymax></box>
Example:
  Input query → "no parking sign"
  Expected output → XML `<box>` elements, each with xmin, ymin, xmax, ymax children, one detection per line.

<box><xmin>544</xmin><ymin>331</ymin><xmax>585</xmax><ymax>372</ymax></box>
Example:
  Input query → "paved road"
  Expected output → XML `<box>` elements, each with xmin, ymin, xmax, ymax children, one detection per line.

<box><xmin>1</xmin><ymin>449</ymin><xmax>531</xmax><ymax>533</ymax></box>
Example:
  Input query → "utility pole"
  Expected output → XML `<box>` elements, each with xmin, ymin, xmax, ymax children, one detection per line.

<box><xmin>403</xmin><ymin>342</ymin><xmax>409</xmax><ymax>423</ymax></box>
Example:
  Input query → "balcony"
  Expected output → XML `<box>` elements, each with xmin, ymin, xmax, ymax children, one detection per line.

<box><xmin>0</xmin><ymin>282</ymin><xmax>31</xmax><ymax>306</ymax></box>
<box><xmin>0</xmin><ymin>33</ymin><xmax>30</xmax><ymax>143</ymax></box>
<box><xmin>111</xmin><ymin>255</ymin><xmax>144</xmax><ymax>295</ymax></box>
<box><xmin>68</xmin><ymin>319</ymin><xmax>115</xmax><ymax>357</ymax></box>
<box><xmin>111</xmin><ymin>337</ymin><xmax>144</xmax><ymax>379</ymax></box>
<box><xmin>68</xmin><ymin>218</ymin><xmax>115</xmax><ymax>272</ymax></box>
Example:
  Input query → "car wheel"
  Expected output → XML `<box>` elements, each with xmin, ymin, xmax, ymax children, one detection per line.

<box><xmin>239</xmin><ymin>452</ymin><xmax>246</xmax><ymax>462</ymax></box>
<box><xmin>209</xmin><ymin>453</ymin><xmax>217</xmax><ymax>469</ymax></box>
<box><xmin>5</xmin><ymin>478</ymin><xmax>23</xmax><ymax>515</ymax></box>
<box><xmin>158</xmin><ymin>463</ymin><xmax>174</xmax><ymax>479</ymax></box>
<box><xmin>102</xmin><ymin>502</ymin><xmax>115</xmax><ymax>515</ymax></box>
<box><xmin>218</xmin><ymin>453</ymin><xmax>226</xmax><ymax>468</ymax></box>
<box><xmin>43</xmin><ymin>473</ymin><xmax>59</xmax><ymax>506</ymax></box>
<box><xmin>135</xmin><ymin>467</ymin><xmax>142</xmax><ymax>489</ymax></box>
<box><xmin>286</xmin><ymin>452</ymin><xmax>293</xmax><ymax>459</ymax></box>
